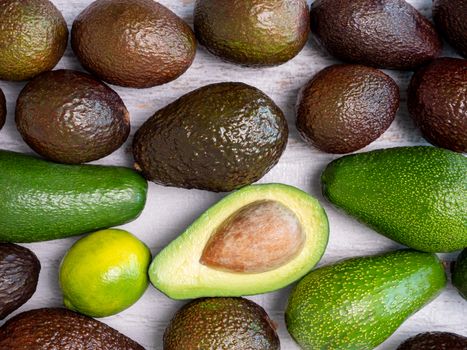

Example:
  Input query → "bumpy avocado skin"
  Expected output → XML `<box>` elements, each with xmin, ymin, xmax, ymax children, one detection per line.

<box><xmin>164</xmin><ymin>298</ymin><xmax>280</xmax><ymax>350</ymax></box>
<box><xmin>194</xmin><ymin>0</ymin><xmax>309</xmax><ymax>66</ymax></box>
<box><xmin>433</xmin><ymin>0</ymin><xmax>467</xmax><ymax>58</ymax></box>
<box><xmin>408</xmin><ymin>58</ymin><xmax>467</xmax><ymax>153</ymax></box>
<box><xmin>0</xmin><ymin>0</ymin><xmax>68</xmax><ymax>81</ymax></box>
<box><xmin>297</xmin><ymin>64</ymin><xmax>399</xmax><ymax>154</ymax></box>
<box><xmin>0</xmin><ymin>88</ymin><xmax>5</xmax><ymax>130</ymax></box>
<box><xmin>397</xmin><ymin>332</ymin><xmax>467</xmax><ymax>350</ymax></box>
<box><xmin>310</xmin><ymin>0</ymin><xmax>442</xmax><ymax>70</ymax></box>
<box><xmin>0</xmin><ymin>150</ymin><xmax>147</xmax><ymax>243</ymax></box>
<box><xmin>16</xmin><ymin>69</ymin><xmax>130</xmax><ymax>164</ymax></box>
<box><xmin>0</xmin><ymin>244</ymin><xmax>40</xmax><ymax>319</ymax></box>
<box><xmin>72</xmin><ymin>0</ymin><xmax>196</xmax><ymax>88</ymax></box>
<box><xmin>453</xmin><ymin>249</ymin><xmax>467</xmax><ymax>300</ymax></box>
<box><xmin>133</xmin><ymin>82</ymin><xmax>288</xmax><ymax>192</ymax></box>
<box><xmin>286</xmin><ymin>250</ymin><xmax>446</xmax><ymax>350</ymax></box>
<box><xmin>0</xmin><ymin>308</ymin><xmax>144</xmax><ymax>349</ymax></box>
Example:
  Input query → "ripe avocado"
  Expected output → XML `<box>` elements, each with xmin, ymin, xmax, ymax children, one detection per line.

<box><xmin>297</xmin><ymin>64</ymin><xmax>399</xmax><ymax>154</ymax></box>
<box><xmin>72</xmin><ymin>0</ymin><xmax>196</xmax><ymax>88</ymax></box>
<box><xmin>452</xmin><ymin>248</ymin><xmax>467</xmax><ymax>300</ymax></box>
<box><xmin>150</xmin><ymin>184</ymin><xmax>329</xmax><ymax>299</ymax></box>
<box><xmin>397</xmin><ymin>332</ymin><xmax>467</xmax><ymax>350</ymax></box>
<box><xmin>194</xmin><ymin>0</ymin><xmax>309</xmax><ymax>66</ymax></box>
<box><xmin>0</xmin><ymin>88</ymin><xmax>5</xmax><ymax>130</ymax></box>
<box><xmin>286</xmin><ymin>250</ymin><xmax>447</xmax><ymax>350</ymax></box>
<box><xmin>133</xmin><ymin>82</ymin><xmax>288</xmax><ymax>192</ymax></box>
<box><xmin>433</xmin><ymin>0</ymin><xmax>467</xmax><ymax>58</ymax></box>
<box><xmin>408</xmin><ymin>57</ymin><xmax>467</xmax><ymax>153</ymax></box>
<box><xmin>0</xmin><ymin>308</ymin><xmax>144</xmax><ymax>349</ymax></box>
<box><xmin>0</xmin><ymin>0</ymin><xmax>68</xmax><ymax>81</ymax></box>
<box><xmin>309</xmin><ymin>0</ymin><xmax>442</xmax><ymax>70</ymax></box>
<box><xmin>0</xmin><ymin>150</ymin><xmax>147</xmax><ymax>243</ymax></box>
<box><xmin>0</xmin><ymin>244</ymin><xmax>40</xmax><ymax>319</ymax></box>
<box><xmin>164</xmin><ymin>297</ymin><xmax>279</xmax><ymax>350</ymax></box>
<box><xmin>16</xmin><ymin>69</ymin><xmax>130</xmax><ymax>164</ymax></box>
<box><xmin>321</xmin><ymin>146</ymin><xmax>467</xmax><ymax>252</ymax></box>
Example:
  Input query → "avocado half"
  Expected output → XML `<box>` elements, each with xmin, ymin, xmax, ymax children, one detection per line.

<box><xmin>149</xmin><ymin>184</ymin><xmax>329</xmax><ymax>299</ymax></box>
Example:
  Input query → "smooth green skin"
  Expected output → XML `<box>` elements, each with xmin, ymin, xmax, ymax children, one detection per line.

<box><xmin>150</xmin><ymin>183</ymin><xmax>329</xmax><ymax>299</ymax></box>
<box><xmin>60</xmin><ymin>229</ymin><xmax>151</xmax><ymax>318</ymax></box>
<box><xmin>452</xmin><ymin>249</ymin><xmax>467</xmax><ymax>300</ymax></box>
<box><xmin>286</xmin><ymin>250</ymin><xmax>447</xmax><ymax>350</ymax></box>
<box><xmin>0</xmin><ymin>150</ymin><xmax>147</xmax><ymax>243</ymax></box>
<box><xmin>322</xmin><ymin>146</ymin><xmax>467</xmax><ymax>252</ymax></box>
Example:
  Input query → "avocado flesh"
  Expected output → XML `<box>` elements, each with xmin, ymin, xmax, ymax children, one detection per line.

<box><xmin>433</xmin><ymin>0</ymin><xmax>467</xmax><ymax>58</ymax></box>
<box><xmin>286</xmin><ymin>250</ymin><xmax>447</xmax><ymax>350</ymax></box>
<box><xmin>149</xmin><ymin>183</ymin><xmax>329</xmax><ymax>300</ymax></box>
<box><xmin>0</xmin><ymin>150</ymin><xmax>147</xmax><ymax>243</ymax></box>
<box><xmin>397</xmin><ymin>332</ymin><xmax>467</xmax><ymax>350</ymax></box>
<box><xmin>0</xmin><ymin>89</ymin><xmax>5</xmax><ymax>130</ymax></box>
<box><xmin>322</xmin><ymin>146</ymin><xmax>467</xmax><ymax>252</ymax></box>
<box><xmin>453</xmin><ymin>248</ymin><xmax>467</xmax><ymax>300</ymax></box>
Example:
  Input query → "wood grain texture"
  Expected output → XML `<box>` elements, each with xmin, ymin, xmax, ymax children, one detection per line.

<box><xmin>0</xmin><ymin>0</ymin><xmax>465</xmax><ymax>349</ymax></box>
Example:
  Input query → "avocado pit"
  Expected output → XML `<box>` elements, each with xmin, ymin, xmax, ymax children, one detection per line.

<box><xmin>200</xmin><ymin>200</ymin><xmax>305</xmax><ymax>273</ymax></box>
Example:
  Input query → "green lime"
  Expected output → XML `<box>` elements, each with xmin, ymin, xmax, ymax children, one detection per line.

<box><xmin>59</xmin><ymin>229</ymin><xmax>151</xmax><ymax>318</ymax></box>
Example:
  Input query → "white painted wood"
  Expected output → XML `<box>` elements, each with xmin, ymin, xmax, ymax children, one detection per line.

<box><xmin>0</xmin><ymin>0</ymin><xmax>465</xmax><ymax>349</ymax></box>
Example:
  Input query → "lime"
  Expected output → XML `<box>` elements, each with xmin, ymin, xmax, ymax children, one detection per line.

<box><xmin>59</xmin><ymin>229</ymin><xmax>151</xmax><ymax>318</ymax></box>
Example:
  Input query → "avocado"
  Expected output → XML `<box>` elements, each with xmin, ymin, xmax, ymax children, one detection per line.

<box><xmin>133</xmin><ymin>82</ymin><xmax>288</xmax><ymax>192</ymax></box>
<box><xmin>453</xmin><ymin>248</ymin><xmax>467</xmax><ymax>300</ymax></box>
<box><xmin>0</xmin><ymin>150</ymin><xmax>147</xmax><ymax>243</ymax></box>
<box><xmin>397</xmin><ymin>332</ymin><xmax>467</xmax><ymax>350</ymax></box>
<box><xmin>0</xmin><ymin>308</ymin><xmax>144</xmax><ymax>349</ymax></box>
<box><xmin>433</xmin><ymin>0</ymin><xmax>467</xmax><ymax>58</ymax></box>
<box><xmin>164</xmin><ymin>297</ymin><xmax>279</xmax><ymax>350</ymax></box>
<box><xmin>286</xmin><ymin>250</ymin><xmax>447</xmax><ymax>350</ymax></box>
<box><xmin>72</xmin><ymin>0</ymin><xmax>196</xmax><ymax>88</ymax></box>
<box><xmin>309</xmin><ymin>0</ymin><xmax>442</xmax><ymax>70</ymax></box>
<box><xmin>0</xmin><ymin>0</ymin><xmax>68</xmax><ymax>81</ymax></box>
<box><xmin>321</xmin><ymin>146</ymin><xmax>467</xmax><ymax>252</ymax></box>
<box><xmin>150</xmin><ymin>184</ymin><xmax>328</xmax><ymax>299</ymax></box>
<box><xmin>194</xmin><ymin>0</ymin><xmax>309</xmax><ymax>66</ymax></box>
<box><xmin>297</xmin><ymin>64</ymin><xmax>399</xmax><ymax>154</ymax></box>
<box><xmin>16</xmin><ymin>69</ymin><xmax>130</xmax><ymax>164</ymax></box>
<box><xmin>0</xmin><ymin>88</ymin><xmax>5</xmax><ymax>130</ymax></box>
<box><xmin>408</xmin><ymin>57</ymin><xmax>467</xmax><ymax>153</ymax></box>
<box><xmin>0</xmin><ymin>244</ymin><xmax>40</xmax><ymax>319</ymax></box>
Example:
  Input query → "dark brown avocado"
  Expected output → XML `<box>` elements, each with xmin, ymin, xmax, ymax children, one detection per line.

<box><xmin>133</xmin><ymin>82</ymin><xmax>288</xmax><ymax>192</ymax></box>
<box><xmin>16</xmin><ymin>69</ymin><xmax>130</xmax><ymax>164</ymax></box>
<box><xmin>164</xmin><ymin>298</ymin><xmax>280</xmax><ymax>350</ymax></box>
<box><xmin>0</xmin><ymin>0</ymin><xmax>68</xmax><ymax>81</ymax></box>
<box><xmin>72</xmin><ymin>0</ymin><xmax>196</xmax><ymax>88</ymax></box>
<box><xmin>433</xmin><ymin>0</ymin><xmax>467</xmax><ymax>58</ymax></box>
<box><xmin>452</xmin><ymin>248</ymin><xmax>467</xmax><ymax>300</ymax></box>
<box><xmin>309</xmin><ymin>0</ymin><xmax>442</xmax><ymax>70</ymax></box>
<box><xmin>0</xmin><ymin>244</ymin><xmax>40</xmax><ymax>319</ymax></box>
<box><xmin>0</xmin><ymin>88</ymin><xmax>5</xmax><ymax>130</ymax></box>
<box><xmin>194</xmin><ymin>0</ymin><xmax>309</xmax><ymax>66</ymax></box>
<box><xmin>297</xmin><ymin>64</ymin><xmax>399</xmax><ymax>154</ymax></box>
<box><xmin>397</xmin><ymin>332</ymin><xmax>467</xmax><ymax>350</ymax></box>
<box><xmin>408</xmin><ymin>57</ymin><xmax>467</xmax><ymax>153</ymax></box>
<box><xmin>0</xmin><ymin>308</ymin><xmax>145</xmax><ymax>349</ymax></box>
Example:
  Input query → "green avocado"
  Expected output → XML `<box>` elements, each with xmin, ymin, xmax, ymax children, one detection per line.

<box><xmin>321</xmin><ymin>146</ymin><xmax>467</xmax><ymax>252</ymax></box>
<box><xmin>133</xmin><ymin>82</ymin><xmax>288</xmax><ymax>192</ymax></box>
<box><xmin>0</xmin><ymin>0</ymin><xmax>68</xmax><ymax>81</ymax></box>
<box><xmin>0</xmin><ymin>150</ymin><xmax>147</xmax><ymax>243</ymax></box>
<box><xmin>433</xmin><ymin>0</ymin><xmax>467</xmax><ymax>58</ymax></box>
<box><xmin>286</xmin><ymin>250</ymin><xmax>446</xmax><ymax>350</ymax></box>
<box><xmin>72</xmin><ymin>0</ymin><xmax>196</xmax><ymax>88</ymax></box>
<box><xmin>164</xmin><ymin>298</ymin><xmax>279</xmax><ymax>350</ymax></box>
<box><xmin>16</xmin><ymin>69</ymin><xmax>130</xmax><ymax>164</ymax></box>
<box><xmin>194</xmin><ymin>0</ymin><xmax>309</xmax><ymax>66</ymax></box>
<box><xmin>150</xmin><ymin>183</ymin><xmax>329</xmax><ymax>299</ymax></box>
<box><xmin>0</xmin><ymin>88</ymin><xmax>5</xmax><ymax>130</ymax></box>
<box><xmin>452</xmin><ymin>248</ymin><xmax>467</xmax><ymax>300</ymax></box>
<box><xmin>397</xmin><ymin>332</ymin><xmax>467</xmax><ymax>350</ymax></box>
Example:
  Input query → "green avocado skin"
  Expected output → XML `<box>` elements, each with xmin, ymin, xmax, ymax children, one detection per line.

<box><xmin>133</xmin><ymin>82</ymin><xmax>288</xmax><ymax>192</ymax></box>
<box><xmin>0</xmin><ymin>150</ymin><xmax>147</xmax><ymax>243</ymax></box>
<box><xmin>286</xmin><ymin>250</ymin><xmax>446</xmax><ymax>350</ymax></box>
<box><xmin>321</xmin><ymin>146</ymin><xmax>467</xmax><ymax>252</ymax></box>
<box><xmin>453</xmin><ymin>249</ymin><xmax>467</xmax><ymax>300</ymax></box>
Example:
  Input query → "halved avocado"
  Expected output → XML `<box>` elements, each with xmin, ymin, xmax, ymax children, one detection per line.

<box><xmin>149</xmin><ymin>183</ymin><xmax>329</xmax><ymax>299</ymax></box>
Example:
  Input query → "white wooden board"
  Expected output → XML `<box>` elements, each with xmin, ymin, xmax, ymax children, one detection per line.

<box><xmin>0</xmin><ymin>0</ymin><xmax>465</xmax><ymax>349</ymax></box>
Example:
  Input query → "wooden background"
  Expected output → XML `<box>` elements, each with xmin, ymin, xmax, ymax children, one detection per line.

<box><xmin>0</xmin><ymin>0</ymin><xmax>465</xmax><ymax>349</ymax></box>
